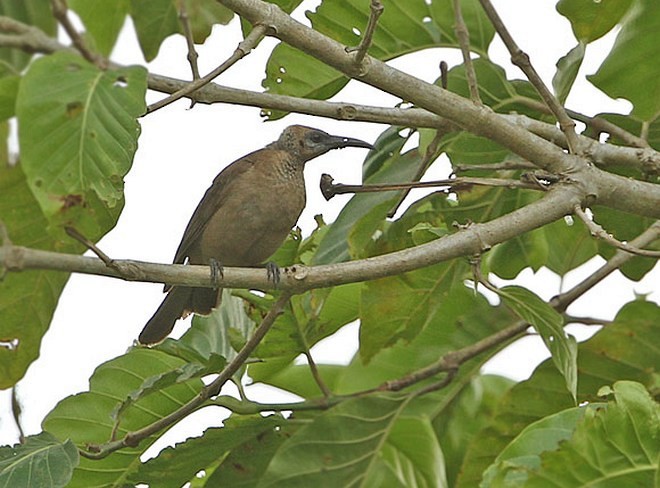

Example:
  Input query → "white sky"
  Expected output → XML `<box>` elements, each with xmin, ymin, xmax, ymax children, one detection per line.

<box><xmin>1</xmin><ymin>0</ymin><xmax>658</xmax><ymax>451</ymax></box>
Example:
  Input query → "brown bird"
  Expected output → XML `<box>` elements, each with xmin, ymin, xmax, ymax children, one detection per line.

<box><xmin>138</xmin><ymin>125</ymin><xmax>372</xmax><ymax>344</ymax></box>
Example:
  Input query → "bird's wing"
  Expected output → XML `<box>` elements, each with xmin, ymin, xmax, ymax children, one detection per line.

<box><xmin>172</xmin><ymin>151</ymin><xmax>261</xmax><ymax>264</ymax></box>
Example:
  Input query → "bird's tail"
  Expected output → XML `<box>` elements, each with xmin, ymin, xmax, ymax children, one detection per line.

<box><xmin>139</xmin><ymin>286</ymin><xmax>192</xmax><ymax>345</ymax></box>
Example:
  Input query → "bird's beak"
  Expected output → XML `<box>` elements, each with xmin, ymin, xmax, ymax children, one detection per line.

<box><xmin>329</xmin><ymin>135</ymin><xmax>374</xmax><ymax>151</ymax></box>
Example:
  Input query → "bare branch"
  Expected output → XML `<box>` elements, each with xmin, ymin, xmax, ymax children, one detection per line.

<box><xmin>573</xmin><ymin>205</ymin><xmax>660</xmax><ymax>258</ymax></box>
<box><xmin>319</xmin><ymin>173</ymin><xmax>550</xmax><ymax>200</ymax></box>
<box><xmin>477</xmin><ymin>0</ymin><xmax>579</xmax><ymax>153</ymax></box>
<box><xmin>552</xmin><ymin>221</ymin><xmax>660</xmax><ymax>311</ymax></box>
<box><xmin>0</xmin><ymin>186</ymin><xmax>586</xmax><ymax>293</ymax></box>
<box><xmin>50</xmin><ymin>0</ymin><xmax>107</xmax><ymax>68</ymax></box>
<box><xmin>176</xmin><ymin>0</ymin><xmax>201</xmax><ymax>88</ymax></box>
<box><xmin>346</xmin><ymin>0</ymin><xmax>383</xmax><ymax>70</ymax></box>
<box><xmin>147</xmin><ymin>24</ymin><xmax>270</xmax><ymax>113</ymax></box>
<box><xmin>453</xmin><ymin>0</ymin><xmax>481</xmax><ymax>104</ymax></box>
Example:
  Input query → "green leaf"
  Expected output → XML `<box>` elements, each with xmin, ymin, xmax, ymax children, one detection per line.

<box><xmin>0</xmin><ymin>432</ymin><xmax>79</xmax><ymax>488</ymax></box>
<box><xmin>42</xmin><ymin>348</ymin><xmax>202</xmax><ymax>487</ymax></box>
<box><xmin>260</xmin><ymin>394</ymin><xmax>411</xmax><ymax>486</ymax></box>
<box><xmin>434</xmin><ymin>375</ymin><xmax>516</xmax><ymax>487</ymax></box>
<box><xmin>0</xmin><ymin>75</ymin><xmax>19</xmax><ymax>120</ymax></box>
<box><xmin>552</xmin><ymin>42</ymin><xmax>585</xmax><ymax>104</ymax></box>
<box><xmin>499</xmin><ymin>286</ymin><xmax>578</xmax><ymax>401</ymax></box>
<box><xmin>588</xmin><ymin>0</ymin><xmax>660</xmax><ymax>120</ymax></box>
<box><xmin>359</xmin><ymin>260</ymin><xmax>468</xmax><ymax>362</ymax></box>
<box><xmin>0</xmin><ymin>164</ymin><xmax>71</xmax><ymax>388</ymax></box>
<box><xmin>183</xmin><ymin>0</ymin><xmax>234</xmax><ymax>44</ymax></box>
<box><xmin>543</xmin><ymin>216</ymin><xmax>598</xmax><ymax>276</ymax></box>
<box><xmin>69</xmin><ymin>0</ymin><xmax>130</xmax><ymax>56</ymax></box>
<box><xmin>525</xmin><ymin>381</ymin><xmax>659</xmax><ymax>487</ymax></box>
<box><xmin>556</xmin><ymin>0</ymin><xmax>634</xmax><ymax>42</ymax></box>
<box><xmin>133</xmin><ymin>414</ymin><xmax>290</xmax><ymax>488</ymax></box>
<box><xmin>130</xmin><ymin>0</ymin><xmax>179</xmax><ymax>61</ymax></box>
<box><xmin>370</xmin><ymin>416</ymin><xmax>447</xmax><ymax>487</ymax></box>
<box><xmin>456</xmin><ymin>300</ymin><xmax>659</xmax><ymax>487</ymax></box>
<box><xmin>481</xmin><ymin>405</ymin><xmax>595</xmax><ymax>486</ymax></box>
<box><xmin>263</xmin><ymin>0</ymin><xmax>494</xmax><ymax>119</ymax></box>
<box><xmin>16</xmin><ymin>51</ymin><xmax>146</xmax><ymax>240</ymax></box>
<box><xmin>0</xmin><ymin>0</ymin><xmax>57</xmax><ymax>73</ymax></box>
<box><xmin>444</xmin><ymin>58</ymin><xmax>547</xmax><ymax>120</ymax></box>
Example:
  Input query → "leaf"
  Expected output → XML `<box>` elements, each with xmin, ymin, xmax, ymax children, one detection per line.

<box><xmin>130</xmin><ymin>0</ymin><xmax>179</xmax><ymax>61</ymax></box>
<box><xmin>16</xmin><ymin>51</ymin><xmax>146</xmax><ymax>240</ymax></box>
<box><xmin>588</xmin><ymin>0</ymin><xmax>660</xmax><ymax>121</ymax></box>
<box><xmin>456</xmin><ymin>300</ymin><xmax>659</xmax><ymax>487</ymax></box>
<box><xmin>69</xmin><ymin>0</ymin><xmax>130</xmax><ymax>56</ymax></box>
<box><xmin>260</xmin><ymin>394</ymin><xmax>411</xmax><ymax>487</ymax></box>
<box><xmin>552</xmin><ymin>42</ymin><xmax>585</xmax><ymax>104</ymax></box>
<box><xmin>543</xmin><ymin>216</ymin><xmax>598</xmax><ymax>276</ymax></box>
<box><xmin>133</xmin><ymin>414</ymin><xmax>290</xmax><ymax>488</ymax></box>
<box><xmin>0</xmin><ymin>75</ymin><xmax>19</xmax><ymax>120</ymax></box>
<box><xmin>0</xmin><ymin>432</ymin><xmax>79</xmax><ymax>488</ymax></box>
<box><xmin>0</xmin><ymin>164</ymin><xmax>70</xmax><ymax>388</ymax></box>
<box><xmin>480</xmin><ymin>405</ymin><xmax>595</xmax><ymax>486</ymax></box>
<box><xmin>434</xmin><ymin>375</ymin><xmax>515</xmax><ymax>487</ymax></box>
<box><xmin>556</xmin><ymin>0</ymin><xmax>634</xmax><ymax>42</ymax></box>
<box><xmin>359</xmin><ymin>260</ymin><xmax>468</xmax><ymax>362</ymax></box>
<box><xmin>42</xmin><ymin>348</ymin><xmax>202</xmax><ymax>488</ymax></box>
<box><xmin>525</xmin><ymin>381</ymin><xmax>659</xmax><ymax>487</ymax></box>
<box><xmin>262</xmin><ymin>0</ymin><xmax>494</xmax><ymax>119</ymax></box>
<box><xmin>183</xmin><ymin>0</ymin><xmax>234</xmax><ymax>44</ymax></box>
<box><xmin>369</xmin><ymin>416</ymin><xmax>447</xmax><ymax>487</ymax></box>
<box><xmin>499</xmin><ymin>286</ymin><xmax>578</xmax><ymax>402</ymax></box>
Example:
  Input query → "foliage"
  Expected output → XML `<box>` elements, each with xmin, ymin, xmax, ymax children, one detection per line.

<box><xmin>0</xmin><ymin>0</ymin><xmax>658</xmax><ymax>486</ymax></box>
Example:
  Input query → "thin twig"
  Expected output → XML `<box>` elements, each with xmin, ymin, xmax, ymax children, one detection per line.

<box><xmin>552</xmin><ymin>222</ymin><xmax>660</xmax><ymax>311</ymax></box>
<box><xmin>320</xmin><ymin>173</ymin><xmax>550</xmax><ymax>200</ymax></box>
<box><xmin>303</xmin><ymin>350</ymin><xmax>332</xmax><ymax>398</ymax></box>
<box><xmin>177</xmin><ymin>0</ymin><xmax>201</xmax><ymax>95</ymax></box>
<box><xmin>573</xmin><ymin>205</ymin><xmax>660</xmax><ymax>258</ymax></box>
<box><xmin>453</xmin><ymin>0</ymin><xmax>481</xmax><ymax>104</ymax></box>
<box><xmin>65</xmin><ymin>226</ymin><xmax>113</xmax><ymax>265</ymax></box>
<box><xmin>50</xmin><ymin>0</ymin><xmax>107</xmax><ymax>68</ymax></box>
<box><xmin>563</xmin><ymin>315</ymin><xmax>613</xmax><ymax>327</ymax></box>
<box><xmin>567</xmin><ymin>108</ymin><xmax>650</xmax><ymax>149</ymax></box>
<box><xmin>147</xmin><ymin>24</ymin><xmax>269</xmax><ymax>113</ymax></box>
<box><xmin>477</xmin><ymin>0</ymin><xmax>579</xmax><ymax>153</ymax></box>
<box><xmin>11</xmin><ymin>388</ymin><xmax>25</xmax><ymax>443</ymax></box>
<box><xmin>346</xmin><ymin>0</ymin><xmax>383</xmax><ymax>69</ymax></box>
<box><xmin>81</xmin><ymin>292</ymin><xmax>292</xmax><ymax>459</ymax></box>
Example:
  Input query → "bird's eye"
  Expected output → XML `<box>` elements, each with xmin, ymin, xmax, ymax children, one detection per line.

<box><xmin>310</xmin><ymin>132</ymin><xmax>323</xmax><ymax>143</ymax></box>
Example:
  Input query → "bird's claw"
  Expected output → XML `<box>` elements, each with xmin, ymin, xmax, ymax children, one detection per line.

<box><xmin>209</xmin><ymin>258</ymin><xmax>224</xmax><ymax>289</ymax></box>
<box><xmin>266</xmin><ymin>262</ymin><xmax>281</xmax><ymax>287</ymax></box>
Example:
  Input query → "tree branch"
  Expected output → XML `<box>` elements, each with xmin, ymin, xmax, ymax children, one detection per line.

<box><xmin>573</xmin><ymin>205</ymin><xmax>660</xmax><ymax>257</ymax></box>
<box><xmin>346</xmin><ymin>0</ymin><xmax>383</xmax><ymax>70</ymax></box>
<box><xmin>551</xmin><ymin>221</ymin><xmax>660</xmax><ymax>311</ymax></box>
<box><xmin>453</xmin><ymin>0</ymin><xmax>481</xmax><ymax>104</ymax></box>
<box><xmin>0</xmin><ymin>186</ymin><xmax>586</xmax><ymax>292</ymax></box>
<box><xmin>477</xmin><ymin>0</ymin><xmax>579</xmax><ymax>153</ymax></box>
<box><xmin>50</xmin><ymin>0</ymin><xmax>107</xmax><ymax>68</ymax></box>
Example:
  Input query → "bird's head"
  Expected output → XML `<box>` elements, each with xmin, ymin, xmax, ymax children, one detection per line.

<box><xmin>274</xmin><ymin>125</ymin><xmax>373</xmax><ymax>162</ymax></box>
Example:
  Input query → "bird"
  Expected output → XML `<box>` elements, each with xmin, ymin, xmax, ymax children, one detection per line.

<box><xmin>138</xmin><ymin>125</ymin><xmax>372</xmax><ymax>344</ymax></box>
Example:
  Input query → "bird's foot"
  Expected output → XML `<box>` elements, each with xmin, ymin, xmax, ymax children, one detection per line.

<box><xmin>209</xmin><ymin>258</ymin><xmax>224</xmax><ymax>289</ymax></box>
<box><xmin>265</xmin><ymin>262</ymin><xmax>281</xmax><ymax>287</ymax></box>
